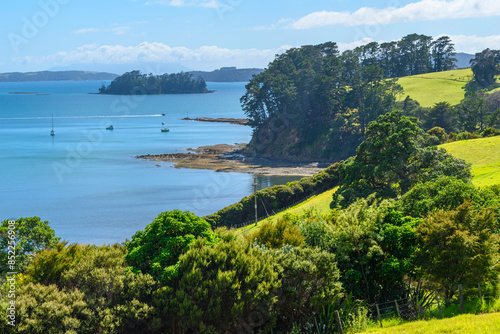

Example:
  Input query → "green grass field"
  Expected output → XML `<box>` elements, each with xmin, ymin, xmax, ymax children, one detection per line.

<box><xmin>240</xmin><ymin>187</ymin><xmax>337</xmax><ymax>234</ymax></box>
<box><xmin>397</xmin><ymin>68</ymin><xmax>500</xmax><ymax>107</ymax></box>
<box><xmin>440</xmin><ymin>136</ymin><xmax>500</xmax><ymax>187</ymax></box>
<box><xmin>366</xmin><ymin>312</ymin><xmax>500</xmax><ymax>334</ymax></box>
<box><xmin>396</xmin><ymin>68</ymin><xmax>474</xmax><ymax>107</ymax></box>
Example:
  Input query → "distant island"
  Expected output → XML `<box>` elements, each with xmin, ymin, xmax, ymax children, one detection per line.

<box><xmin>0</xmin><ymin>70</ymin><xmax>118</xmax><ymax>82</ymax></box>
<box><xmin>186</xmin><ymin>67</ymin><xmax>264</xmax><ymax>82</ymax></box>
<box><xmin>98</xmin><ymin>70</ymin><xmax>209</xmax><ymax>95</ymax></box>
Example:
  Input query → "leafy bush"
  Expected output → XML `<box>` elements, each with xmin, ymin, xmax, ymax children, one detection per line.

<box><xmin>246</xmin><ymin>217</ymin><xmax>305</xmax><ymax>249</ymax></box>
<box><xmin>158</xmin><ymin>238</ymin><xmax>280</xmax><ymax>333</ymax></box>
<box><xmin>416</xmin><ymin>201</ymin><xmax>500</xmax><ymax>305</ymax></box>
<box><xmin>481</xmin><ymin>127</ymin><xmax>500</xmax><ymax>137</ymax></box>
<box><xmin>125</xmin><ymin>210</ymin><xmax>217</xmax><ymax>281</ymax></box>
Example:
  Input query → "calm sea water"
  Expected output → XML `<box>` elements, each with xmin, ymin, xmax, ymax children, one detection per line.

<box><xmin>0</xmin><ymin>81</ymin><xmax>297</xmax><ymax>244</ymax></box>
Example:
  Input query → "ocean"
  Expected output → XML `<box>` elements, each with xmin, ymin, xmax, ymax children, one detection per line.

<box><xmin>0</xmin><ymin>81</ymin><xmax>297</xmax><ymax>244</ymax></box>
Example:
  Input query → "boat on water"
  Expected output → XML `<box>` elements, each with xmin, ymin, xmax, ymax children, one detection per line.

<box><xmin>161</xmin><ymin>113</ymin><xmax>166</xmax><ymax>116</ymax></box>
<box><xmin>161</xmin><ymin>127</ymin><xmax>170</xmax><ymax>132</ymax></box>
<box><xmin>106</xmin><ymin>125</ymin><xmax>114</xmax><ymax>130</ymax></box>
<box><xmin>50</xmin><ymin>115</ymin><xmax>55</xmax><ymax>136</ymax></box>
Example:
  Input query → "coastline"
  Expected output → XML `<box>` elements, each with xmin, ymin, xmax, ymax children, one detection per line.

<box><xmin>181</xmin><ymin>117</ymin><xmax>250</xmax><ymax>126</ymax></box>
<box><xmin>136</xmin><ymin>143</ymin><xmax>328</xmax><ymax>176</ymax></box>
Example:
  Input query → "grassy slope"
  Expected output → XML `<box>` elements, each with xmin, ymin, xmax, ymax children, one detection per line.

<box><xmin>240</xmin><ymin>187</ymin><xmax>337</xmax><ymax>234</ymax></box>
<box><xmin>396</xmin><ymin>68</ymin><xmax>473</xmax><ymax>107</ymax></box>
<box><xmin>440</xmin><ymin>136</ymin><xmax>500</xmax><ymax>187</ymax></box>
<box><xmin>397</xmin><ymin>68</ymin><xmax>500</xmax><ymax>107</ymax></box>
<box><xmin>366</xmin><ymin>313</ymin><xmax>500</xmax><ymax>334</ymax></box>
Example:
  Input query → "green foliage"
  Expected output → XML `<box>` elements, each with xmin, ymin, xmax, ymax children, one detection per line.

<box><xmin>18</xmin><ymin>243</ymin><xmax>159</xmax><ymax>334</ymax></box>
<box><xmin>6</xmin><ymin>283</ymin><xmax>91</xmax><ymax>334</ymax></box>
<box><xmin>0</xmin><ymin>217</ymin><xmax>60</xmax><ymax>276</ymax></box>
<box><xmin>159</xmin><ymin>238</ymin><xmax>280</xmax><ymax>333</ymax></box>
<box><xmin>470</xmin><ymin>49</ymin><xmax>500</xmax><ymax>87</ymax></box>
<box><xmin>272</xmin><ymin>247</ymin><xmax>343</xmax><ymax>333</ymax></box>
<box><xmin>99</xmin><ymin>70</ymin><xmax>207</xmax><ymax>95</ymax></box>
<box><xmin>426</xmin><ymin>126</ymin><xmax>448</xmax><ymax>143</ymax></box>
<box><xmin>398</xmin><ymin>176</ymin><xmax>477</xmax><ymax>218</ymax></box>
<box><xmin>416</xmin><ymin>201</ymin><xmax>500</xmax><ymax>304</ymax></box>
<box><xmin>247</xmin><ymin>217</ymin><xmax>305</xmax><ymax>249</ymax></box>
<box><xmin>125</xmin><ymin>210</ymin><xmax>217</xmax><ymax>282</ymax></box>
<box><xmin>481</xmin><ymin>127</ymin><xmax>500</xmax><ymax>137</ymax></box>
<box><xmin>333</xmin><ymin>110</ymin><xmax>472</xmax><ymax>208</ymax></box>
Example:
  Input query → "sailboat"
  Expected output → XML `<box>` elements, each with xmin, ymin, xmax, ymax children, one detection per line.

<box><xmin>50</xmin><ymin>115</ymin><xmax>55</xmax><ymax>136</ymax></box>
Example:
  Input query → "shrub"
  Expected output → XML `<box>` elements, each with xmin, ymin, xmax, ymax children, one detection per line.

<box><xmin>481</xmin><ymin>127</ymin><xmax>500</xmax><ymax>137</ymax></box>
<box><xmin>246</xmin><ymin>217</ymin><xmax>305</xmax><ymax>249</ymax></box>
<box><xmin>125</xmin><ymin>210</ymin><xmax>217</xmax><ymax>281</ymax></box>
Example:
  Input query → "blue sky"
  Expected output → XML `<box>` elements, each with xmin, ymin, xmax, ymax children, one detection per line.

<box><xmin>1</xmin><ymin>0</ymin><xmax>500</xmax><ymax>73</ymax></box>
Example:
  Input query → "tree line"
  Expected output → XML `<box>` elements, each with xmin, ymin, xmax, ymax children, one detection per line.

<box><xmin>241</xmin><ymin>35</ymin><xmax>499</xmax><ymax>163</ymax></box>
<box><xmin>98</xmin><ymin>70</ymin><xmax>208</xmax><ymax>95</ymax></box>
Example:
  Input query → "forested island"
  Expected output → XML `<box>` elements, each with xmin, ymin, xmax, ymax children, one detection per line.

<box><xmin>98</xmin><ymin>70</ymin><xmax>209</xmax><ymax>95</ymax></box>
<box><xmin>0</xmin><ymin>70</ymin><xmax>118</xmax><ymax>82</ymax></box>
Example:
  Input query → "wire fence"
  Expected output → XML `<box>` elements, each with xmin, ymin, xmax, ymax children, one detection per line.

<box><xmin>230</xmin><ymin>187</ymin><xmax>332</xmax><ymax>229</ymax></box>
<box><xmin>323</xmin><ymin>280</ymin><xmax>500</xmax><ymax>334</ymax></box>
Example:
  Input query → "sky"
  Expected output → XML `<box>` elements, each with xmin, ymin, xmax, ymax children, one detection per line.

<box><xmin>1</xmin><ymin>0</ymin><xmax>500</xmax><ymax>73</ymax></box>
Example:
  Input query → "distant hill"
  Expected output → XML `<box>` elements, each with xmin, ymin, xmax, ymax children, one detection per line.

<box><xmin>187</xmin><ymin>67</ymin><xmax>264</xmax><ymax>82</ymax></box>
<box><xmin>455</xmin><ymin>52</ymin><xmax>474</xmax><ymax>69</ymax></box>
<box><xmin>0</xmin><ymin>71</ymin><xmax>119</xmax><ymax>82</ymax></box>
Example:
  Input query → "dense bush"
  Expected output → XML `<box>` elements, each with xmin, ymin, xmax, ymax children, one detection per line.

<box><xmin>156</xmin><ymin>237</ymin><xmax>280</xmax><ymax>333</ymax></box>
<box><xmin>246</xmin><ymin>217</ymin><xmax>305</xmax><ymax>249</ymax></box>
<box><xmin>125</xmin><ymin>210</ymin><xmax>218</xmax><ymax>282</ymax></box>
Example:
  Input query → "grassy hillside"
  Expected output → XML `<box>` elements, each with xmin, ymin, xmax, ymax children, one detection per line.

<box><xmin>366</xmin><ymin>312</ymin><xmax>500</xmax><ymax>334</ymax></box>
<box><xmin>241</xmin><ymin>187</ymin><xmax>337</xmax><ymax>234</ymax></box>
<box><xmin>440</xmin><ymin>136</ymin><xmax>500</xmax><ymax>186</ymax></box>
<box><xmin>397</xmin><ymin>68</ymin><xmax>473</xmax><ymax>107</ymax></box>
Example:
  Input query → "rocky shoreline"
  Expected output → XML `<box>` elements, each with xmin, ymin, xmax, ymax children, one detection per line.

<box><xmin>181</xmin><ymin>117</ymin><xmax>250</xmax><ymax>126</ymax></box>
<box><xmin>136</xmin><ymin>143</ymin><xmax>327</xmax><ymax>176</ymax></box>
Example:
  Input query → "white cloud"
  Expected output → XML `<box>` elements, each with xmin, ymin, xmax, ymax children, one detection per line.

<box><xmin>288</xmin><ymin>0</ymin><xmax>500</xmax><ymax>29</ymax></box>
<box><xmin>446</xmin><ymin>34</ymin><xmax>500</xmax><ymax>53</ymax></box>
<box><xmin>74</xmin><ymin>28</ymin><xmax>101</xmax><ymax>34</ymax></box>
<box><xmin>145</xmin><ymin>0</ymin><xmax>219</xmax><ymax>7</ymax></box>
<box><xmin>12</xmin><ymin>42</ymin><xmax>293</xmax><ymax>71</ymax></box>
<box><xmin>73</xmin><ymin>26</ymin><xmax>130</xmax><ymax>35</ymax></box>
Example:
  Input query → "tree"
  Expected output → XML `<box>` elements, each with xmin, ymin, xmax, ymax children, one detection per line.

<box><xmin>424</xmin><ymin>102</ymin><xmax>454</xmax><ymax>131</ymax></box>
<box><xmin>458</xmin><ymin>90</ymin><xmax>487</xmax><ymax>132</ymax></box>
<box><xmin>470</xmin><ymin>49</ymin><xmax>500</xmax><ymax>87</ymax></box>
<box><xmin>333</xmin><ymin>110</ymin><xmax>472</xmax><ymax>207</ymax></box>
<box><xmin>398</xmin><ymin>176</ymin><xmax>476</xmax><ymax>218</ymax></box>
<box><xmin>416</xmin><ymin>201</ymin><xmax>500</xmax><ymax>305</ymax></box>
<box><xmin>431</xmin><ymin>36</ymin><xmax>457</xmax><ymax>72</ymax></box>
<box><xmin>125</xmin><ymin>210</ymin><xmax>218</xmax><ymax>281</ymax></box>
<box><xmin>0</xmin><ymin>217</ymin><xmax>60</xmax><ymax>276</ymax></box>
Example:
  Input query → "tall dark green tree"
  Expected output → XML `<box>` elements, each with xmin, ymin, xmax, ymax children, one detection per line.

<box><xmin>431</xmin><ymin>36</ymin><xmax>457</xmax><ymax>72</ymax></box>
<box><xmin>470</xmin><ymin>49</ymin><xmax>500</xmax><ymax>87</ymax></box>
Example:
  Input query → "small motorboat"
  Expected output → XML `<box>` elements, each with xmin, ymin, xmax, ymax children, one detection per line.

<box><xmin>162</xmin><ymin>122</ymin><xmax>165</xmax><ymax>125</ymax></box>
<box><xmin>106</xmin><ymin>125</ymin><xmax>114</xmax><ymax>130</ymax></box>
<box><xmin>161</xmin><ymin>127</ymin><xmax>170</xmax><ymax>132</ymax></box>
<box><xmin>161</xmin><ymin>113</ymin><xmax>166</xmax><ymax>116</ymax></box>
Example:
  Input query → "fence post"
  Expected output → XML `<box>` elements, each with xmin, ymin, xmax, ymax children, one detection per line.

<box><xmin>334</xmin><ymin>310</ymin><xmax>344</xmax><ymax>334</ymax></box>
<box><xmin>435</xmin><ymin>292</ymin><xmax>443</xmax><ymax>319</ymax></box>
<box><xmin>458</xmin><ymin>284</ymin><xmax>464</xmax><ymax>314</ymax></box>
<box><xmin>416</xmin><ymin>295</ymin><xmax>422</xmax><ymax>319</ymax></box>
<box><xmin>375</xmin><ymin>304</ymin><xmax>383</xmax><ymax>327</ymax></box>
<box><xmin>394</xmin><ymin>300</ymin><xmax>401</xmax><ymax>318</ymax></box>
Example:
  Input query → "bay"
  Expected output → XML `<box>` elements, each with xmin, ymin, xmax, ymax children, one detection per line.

<box><xmin>0</xmin><ymin>81</ymin><xmax>298</xmax><ymax>244</ymax></box>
